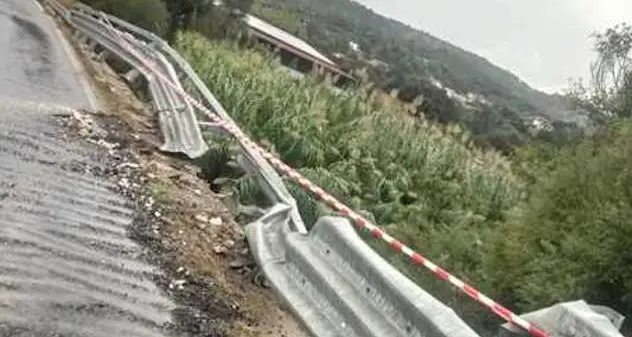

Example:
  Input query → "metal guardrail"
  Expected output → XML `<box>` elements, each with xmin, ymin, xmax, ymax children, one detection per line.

<box><xmin>39</xmin><ymin>3</ymin><xmax>627</xmax><ymax>337</ymax></box>
<box><xmin>79</xmin><ymin>3</ymin><xmax>308</xmax><ymax>233</ymax></box>
<box><xmin>68</xmin><ymin>4</ymin><xmax>209</xmax><ymax>158</ymax></box>
<box><xmin>37</xmin><ymin>2</ymin><xmax>489</xmax><ymax>336</ymax></box>
<box><xmin>248</xmin><ymin>216</ymin><xmax>480</xmax><ymax>337</ymax></box>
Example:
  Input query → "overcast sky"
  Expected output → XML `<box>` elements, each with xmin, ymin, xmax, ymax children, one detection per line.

<box><xmin>353</xmin><ymin>0</ymin><xmax>632</xmax><ymax>94</ymax></box>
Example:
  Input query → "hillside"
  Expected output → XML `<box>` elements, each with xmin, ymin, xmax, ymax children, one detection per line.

<box><xmin>253</xmin><ymin>0</ymin><xmax>569</xmax><ymax>117</ymax></box>
<box><xmin>251</xmin><ymin>0</ymin><xmax>585</xmax><ymax>150</ymax></box>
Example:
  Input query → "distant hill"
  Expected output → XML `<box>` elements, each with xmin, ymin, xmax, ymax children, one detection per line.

<box><xmin>251</xmin><ymin>0</ymin><xmax>585</xmax><ymax>150</ymax></box>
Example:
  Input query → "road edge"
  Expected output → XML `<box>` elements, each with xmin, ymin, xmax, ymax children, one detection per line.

<box><xmin>40</xmin><ymin>1</ymin><xmax>100</xmax><ymax>111</ymax></box>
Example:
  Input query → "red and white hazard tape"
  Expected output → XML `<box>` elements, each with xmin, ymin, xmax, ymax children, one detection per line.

<box><xmin>99</xmin><ymin>19</ymin><xmax>549</xmax><ymax>337</ymax></box>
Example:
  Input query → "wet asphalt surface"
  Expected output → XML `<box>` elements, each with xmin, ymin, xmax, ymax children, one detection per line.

<box><xmin>0</xmin><ymin>0</ymin><xmax>91</xmax><ymax>108</ymax></box>
<box><xmin>0</xmin><ymin>0</ymin><xmax>176</xmax><ymax>336</ymax></box>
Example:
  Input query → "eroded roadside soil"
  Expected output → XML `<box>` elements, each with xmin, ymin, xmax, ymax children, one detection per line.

<box><xmin>51</xmin><ymin>10</ymin><xmax>309</xmax><ymax>337</ymax></box>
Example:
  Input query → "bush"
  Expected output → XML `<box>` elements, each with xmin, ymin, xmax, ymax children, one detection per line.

<box><xmin>484</xmin><ymin>119</ymin><xmax>632</xmax><ymax>319</ymax></box>
<box><xmin>82</xmin><ymin>0</ymin><xmax>169</xmax><ymax>36</ymax></box>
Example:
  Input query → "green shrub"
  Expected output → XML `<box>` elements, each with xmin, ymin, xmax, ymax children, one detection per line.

<box><xmin>484</xmin><ymin>119</ymin><xmax>632</xmax><ymax>318</ymax></box>
<box><xmin>82</xmin><ymin>0</ymin><xmax>169</xmax><ymax>36</ymax></box>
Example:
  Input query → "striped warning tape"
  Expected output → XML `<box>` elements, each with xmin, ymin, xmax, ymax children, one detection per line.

<box><xmin>98</xmin><ymin>17</ymin><xmax>548</xmax><ymax>337</ymax></box>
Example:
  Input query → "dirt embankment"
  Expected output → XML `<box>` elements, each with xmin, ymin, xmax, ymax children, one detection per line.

<box><xmin>52</xmin><ymin>12</ymin><xmax>309</xmax><ymax>337</ymax></box>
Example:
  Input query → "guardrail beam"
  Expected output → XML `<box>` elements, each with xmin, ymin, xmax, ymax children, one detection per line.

<box><xmin>37</xmin><ymin>3</ymin><xmax>501</xmax><ymax>337</ymax></box>
<box><xmin>247</xmin><ymin>216</ymin><xmax>481</xmax><ymax>337</ymax></box>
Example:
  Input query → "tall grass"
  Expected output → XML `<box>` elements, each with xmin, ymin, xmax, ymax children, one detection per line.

<box><xmin>177</xmin><ymin>32</ymin><xmax>523</xmax><ymax>328</ymax></box>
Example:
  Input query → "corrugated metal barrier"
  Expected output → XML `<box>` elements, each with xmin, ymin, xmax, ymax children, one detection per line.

<box><xmin>38</xmin><ymin>2</ymin><xmax>628</xmax><ymax>337</ymax></box>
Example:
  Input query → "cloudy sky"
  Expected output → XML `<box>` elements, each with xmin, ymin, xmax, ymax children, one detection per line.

<box><xmin>353</xmin><ymin>0</ymin><xmax>632</xmax><ymax>94</ymax></box>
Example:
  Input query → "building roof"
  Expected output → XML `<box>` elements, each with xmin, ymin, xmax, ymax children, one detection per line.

<box><xmin>244</xmin><ymin>14</ymin><xmax>337</xmax><ymax>68</ymax></box>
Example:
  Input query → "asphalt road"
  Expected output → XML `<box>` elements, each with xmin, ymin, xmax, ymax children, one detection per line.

<box><xmin>0</xmin><ymin>0</ymin><xmax>174</xmax><ymax>336</ymax></box>
<box><xmin>0</xmin><ymin>0</ymin><xmax>93</xmax><ymax>108</ymax></box>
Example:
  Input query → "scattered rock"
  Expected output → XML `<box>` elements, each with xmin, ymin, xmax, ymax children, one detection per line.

<box><xmin>223</xmin><ymin>239</ymin><xmax>235</xmax><ymax>249</ymax></box>
<box><xmin>168</xmin><ymin>279</ymin><xmax>187</xmax><ymax>290</ymax></box>
<box><xmin>229</xmin><ymin>258</ymin><xmax>249</xmax><ymax>269</ymax></box>
<box><xmin>118</xmin><ymin>178</ymin><xmax>130</xmax><ymax>189</ymax></box>
<box><xmin>209</xmin><ymin>217</ymin><xmax>222</xmax><ymax>226</ymax></box>
<box><xmin>194</xmin><ymin>214</ymin><xmax>209</xmax><ymax>223</ymax></box>
<box><xmin>213</xmin><ymin>245</ymin><xmax>228</xmax><ymax>255</ymax></box>
<box><xmin>97</xmin><ymin>139</ymin><xmax>119</xmax><ymax>151</ymax></box>
<box><xmin>78</xmin><ymin>127</ymin><xmax>91</xmax><ymax>138</ymax></box>
<box><xmin>117</xmin><ymin>162</ymin><xmax>140</xmax><ymax>170</ymax></box>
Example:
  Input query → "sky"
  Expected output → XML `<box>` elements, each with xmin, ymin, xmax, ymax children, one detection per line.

<box><xmin>353</xmin><ymin>0</ymin><xmax>632</xmax><ymax>94</ymax></box>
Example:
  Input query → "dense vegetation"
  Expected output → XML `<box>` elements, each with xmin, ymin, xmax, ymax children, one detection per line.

<box><xmin>489</xmin><ymin>120</ymin><xmax>632</xmax><ymax>317</ymax></box>
<box><xmin>176</xmin><ymin>32</ymin><xmax>523</xmax><ymax>333</ymax></box>
<box><xmin>491</xmin><ymin>25</ymin><xmax>632</xmax><ymax>327</ymax></box>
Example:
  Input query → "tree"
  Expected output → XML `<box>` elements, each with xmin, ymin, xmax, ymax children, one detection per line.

<box><xmin>82</xmin><ymin>0</ymin><xmax>169</xmax><ymax>36</ymax></box>
<box><xmin>163</xmin><ymin>0</ymin><xmax>253</xmax><ymax>43</ymax></box>
<box><xmin>592</xmin><ymin>23</ymin><xmax>632</xmax><ymax>95</ymax></box>
<box><xmin>163</xmin><ymin>0</ymin><xmax>197</xmax><ymax>42</ymax></box>
<box><xmin>486</xmin><ymin>23</ymin><xmax>632</xmax><ymax>322</ymax></box>
<box><xmin>570</xmin><ymin>23</ymin><xmax>632</xmax><ymax>122</ymax></box>
<box><xmin>485</xmin><ymin>120</ymin><xmax>632</xmax><ymax>319</ymax></box>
